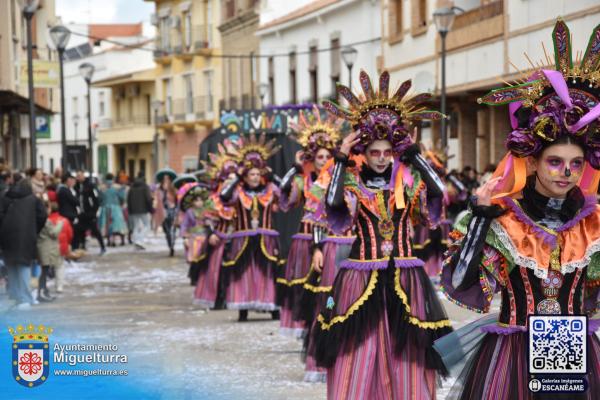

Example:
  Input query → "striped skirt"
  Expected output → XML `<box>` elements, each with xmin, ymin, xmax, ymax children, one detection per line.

<box><xmin>193</xmin><ymin>241</ymin><xmax>225</xmax><ymax>309</ymax></box>
<box><xmin>302</xmin><ymin>240</ymin><xmax>351</xmax><ymax>382</ymax></box>
<box><xmin>277</xmin><ymin>235</ymin><xmax>311</xmax><ymax>337</ymax></box>
<box><xmin>314</xmin><ymin>265</ymin><xmax>452</xmax><ymax>399</ymax></box>
<box><xmin>446</xmin><ymin>331</ymin><xmax>600</xmax><ymax>399</ymax></box>
<box><xmin>224</xmin><ymin>235</ymin><xmax>279</xmax><ymax>311</ymax></box>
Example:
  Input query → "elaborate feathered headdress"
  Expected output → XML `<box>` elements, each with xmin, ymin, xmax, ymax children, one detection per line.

<box><xmin>207</xmin><ymin>139</ymin><xmax>238</xmax><ymax>183</ymax></box>
<box><xmin>479</xmin><ymin>19</ymin><xmax>600</xmax><ymax>197</ymax></box>
<box><xmin>230</xmin><ymin>133</ymin><xmax>280</xmax><ymax>175</ymax></box>
<box><xmin>289</xmin><ymin>105</ymin><xmax>343</xmax><ymax>162</ymax></box>
<box><xmin>322</xmin><ymin>70</ymin><xmax>445</xmax><ymax>155</ymax></box>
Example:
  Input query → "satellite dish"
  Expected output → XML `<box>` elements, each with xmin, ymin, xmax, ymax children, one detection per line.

<box><xmin>413</xmin><ymin>71</ymin><xmax>435</xmax><ymax>94</ymax></box>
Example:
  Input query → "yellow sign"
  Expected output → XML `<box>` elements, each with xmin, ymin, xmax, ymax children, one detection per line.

<box><xmin>20</xmin><ymin>60</ymin><xmax>59</xmax><ymax>88</ymax></box>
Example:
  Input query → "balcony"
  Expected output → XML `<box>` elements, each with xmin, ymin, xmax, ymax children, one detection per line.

<box><xmin>97</xmin><ymin>115</ymin><xmax>154</xmax><ymax>146</ymax></box>
<box><xmin>161</xmin><ymin>97</ymin><xmax>214</xmax><ymax>126</ymax></box>
<box><xmin>193</xmin><ymin>96</ymin><xmax>214</xmax><ymax>120</ymax></box>
<box><xmin>153</xmin><ymin>39</ymin><xmax>173</xmax><ymax>62</ymax></box>
<box><xmin>444</xmin><ymin>0</ymin><xmax>504</xmax><ymax>51</ymax></box>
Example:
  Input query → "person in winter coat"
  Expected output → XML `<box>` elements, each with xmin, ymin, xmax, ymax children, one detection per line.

<box><xmin>76</xmin><ymin>177</ymin><xmax>106</xmax><ymax>254</ymax></box>
<box><xmin>127</xmin><ymin>173</ymin><xmax>153</xmax><ymax>249</ymax></box>
<box><xmin>47</xmin><ymin>191</ymin><xmax>73</xmax><ymax>293</ymax></box>
<box><xmin>37</xmin><ymin>199</ymin><xmax>62</xmax><ymax>302</ymax></box>
<box><xmin>57</xmin><ymin>173</ymin><xmax>80</xmax><ymax>248</ymax></box>
<box><xmin>0</xmin><ymin>174</ymin><xmax>47</xmax><ymax>309</ymax></box>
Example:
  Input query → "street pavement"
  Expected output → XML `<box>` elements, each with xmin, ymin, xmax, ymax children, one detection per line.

<box><xmin>1</xmin><ymin>234</ymin><xmax>491</xmax><ymax>399</ymax></box>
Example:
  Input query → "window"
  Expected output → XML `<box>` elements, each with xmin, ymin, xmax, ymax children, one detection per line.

<box><xmin>184</xmin><ymin>74</ymin><xmax>194</xmax><ymax>114</ymax></box>
<box><xmin>50</xmin><ymin>158</ymin><xmax>54</xmax><ymax>174</ymax></box>
<box><xmin>330</xmin><ymin>38</ymin><xmax>340</xmax><ymax>95</ymax></box>
<box><xmin>128</xmin><ymin>159</ymin><xmax>135</xmax><ymax>180</ymax></box>
<box><xmin>309</xmin><ymin>45</ymin><xmax>318</xmax><ymax>103</ymax></box>
<box><xmin>139</xmin><ymin>159</ymin><xmax>146</xmax><ymax>177</ymax></box>
<box><xmin>389</xmin><ymin>0</ymin><xmax>403</xmax><ymax>42</ymax></box>
<box><xmin>206</xmin><ymin>1</ymin><xmax>213</xmax><ymax>46</ymax></box>
<box><xmin>116</xmin><ymin>99</ymin><xmax>121</xmax><ymax>122</ymax></box>
<box><xmin>268</xmin><ymin>57</ymin><xmax>275</xmax><ymax>105</ymax></box>
<box><xmin>160</xmin><ymin>17</ymin><xmax>170</xmax><ymax>51</ymax></box>
<box><xmin>204</xmin><ymin>70</ymin><xmax>214</xmax><ymax>113</ymax></box>
<box><xmin>128</xmin><ymin>98</ymin><xmax>133</xmax><ymax>122</ymax></box>
<box><xmin>411</xmin><ymin>0</ymin><xmax>428</xmax><ymax>35</ymax></box>
<box><xmin>72</xmin><ymin>97</ymin><xmax>79</xmax><ymax>116</ymax></box>
<box><xmin>164</xmin><ymin>78</ymin><xmax>172</xmax><ymax>115</ymax></box>
<box><xmin>99</xmin><ymin>92</ymin><xmax>105</xmax><ymax>116</ymax></box>
<box><xmin>289</xmin><ymin>51</ymin><xmax>297</xmax><ymax>104</ymax></box>
<box><xmin>184</xmin><ymin>12</ymin><xmax>192</xmax><ymax>48</ymax></box>
<box><xmin>183</xmin><ymin>156</ymin><xmax>198</xmax><ymax>171</ymax></box>
<box><xmin>225</xmin><ymin>0</ymin><xmax>235</xmax><ymax>20</ymax></box>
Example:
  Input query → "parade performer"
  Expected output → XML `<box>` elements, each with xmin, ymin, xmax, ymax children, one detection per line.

<box><xmin>218</xmin><ymin>134</ymin><xmax>282</xmax><ymax>321</ymax></box>
<box><xmin>438</xmin><ymin>20</ymin><xmax>600</xmax><ymax>399</ymax></box>
<box><xmin>277</xmin><ymin>106</ymin><xmax>342</xmax><ymax>338</ymax></box>
<box><xmin>412</xmin><ymin>148</ymin><xmax>460</xmax><ymax>280</ymax></box>
<box><xmin>178</xmin><ymin>182</ymin><xmax>217</xmax><ymax>288</ymax></box>
<box><xmin>309</xmin><ymin>70</ymin><xmax>452</xmax><ymax>399</ymax></box>
<box><xmin>192</xmin><ymin>143</ymin><xmax>238</xmax><ymax>309</ymax></box>
<box><xmin>154</xmin><ymin>168</ymin><xmax>178</xmax><ymax>257</ymax></box>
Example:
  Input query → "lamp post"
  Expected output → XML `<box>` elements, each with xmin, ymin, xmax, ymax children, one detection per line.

<box><xmin>341</xmin><ymin>47</ymin><xmax>358</xmax><ymax>90</ymax></box>
<box><xmin>433</xmin><ymin>7</ymin><xmax>457</xmax><ymax>151</ymax></box>
<box><xmin>79</xmin><ymin>62</ymin><xmax>95</xmax><ymax>172</ymax></box>
<box><xmin>49</xmin><ymin>25</ymin><xmax>71</xmax><ymax>170</ymax></box>
<box><xmin>258</xmin><ymin>83</ymin><xmax>269</xmax><ymax>108</ymax></box>
<box><xmin>22</xmin><ymin>0</ymin><xmax>40</xmax><ymax>168</ymax></box>
<box><xmin>151</xmin><ymin>100</ymin><xmax>163</xmax><ymax>174</ymax></box>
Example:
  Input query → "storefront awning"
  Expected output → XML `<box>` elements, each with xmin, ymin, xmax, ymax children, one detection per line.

<box><xmin>0</xmin><ymin>90</ymin><xmax>54</xmax><ymax>115</ymax></box>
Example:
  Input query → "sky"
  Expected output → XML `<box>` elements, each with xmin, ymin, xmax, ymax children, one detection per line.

<box><xmin>56</xmin><ymin>0</ymin><xmax>155</xmax><ymax>31</ymax></box>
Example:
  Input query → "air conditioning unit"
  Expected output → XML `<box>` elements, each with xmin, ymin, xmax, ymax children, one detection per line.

<box><xmin>127</xmin><ymin>84</ymin><xmax>141</xmax><ymax>97</ymax></box>
<box><xmin>150</xmin><ymin>13</ymin><xmax>158</xmax><ymax>26</ymax></box>
<box><xmin>170</xmin><ymin>16</ymin><xmax>181</xmax><ymax>29</ymax></box>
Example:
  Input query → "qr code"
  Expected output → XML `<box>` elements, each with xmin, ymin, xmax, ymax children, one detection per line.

<box><xmin>529</xmin><ymin>315</ymin><xmax>587</xmax><ymax>374</ymax></box>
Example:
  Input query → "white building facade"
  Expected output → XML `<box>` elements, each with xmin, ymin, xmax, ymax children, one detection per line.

<box><xmin>256</xmin><ymin>0</ymin><xmax>382</xmax><ymax>106</ymax></box>
<box><xmin>381</xmin><ymin>0</ymin><xmax>600</xmax><ymax>170</ymax></box>
<box><xmin>37</xmin><ymin>29</ymin><xmax>153</xmax><ymax>174</ymax></box>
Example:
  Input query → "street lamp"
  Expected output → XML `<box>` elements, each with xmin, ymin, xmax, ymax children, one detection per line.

<box><xmin>22</xmin><ymin>0</ymin><xmax>40</xmax><ymax>168</ymax></box>
<box><xmin>433</xmin><ymin>6</ymin><xmax>458</xmax><ymax>151</ymax></box>
<box><xmin>341</xmin><ymin>47</ymin><xmax>358</xmax><ymax>90</ymax></box>
<box><xmin>79</xmin><ymin>62</ymin><xmax>95</xmax><ymax>172</ymax></box>
<box><xmin>151</xmin><ymin>100</ymin><xmax>163</xmax><ymax>174</ymax></box>
<box><xmin>258</xmin><ymin>83</ymin><xmax>269</xmax><ymax>108</ymax></box>
<box><xmin>50</xmin><ymin>24</ymin><xmax>71</xmax><ymax>170</ymax></box>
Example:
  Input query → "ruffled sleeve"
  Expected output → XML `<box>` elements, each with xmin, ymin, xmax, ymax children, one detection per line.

<box><xmin>280</xmin><ymin>175</ymin><xmax>304</xmax><ymax>212</ymax></box>
<box><xmin>180</xmin><ymin>209</ymin><xmax>196</xmax><ymax>237</ymax></box>
<box><xmin>440</xmin><ymin>212</ymin><xmax>507</xmax><ymax>313</ymax></box>
<box><xmin>585</xmin><ymin>252</ymin><xmax>600</xmax><ymax>315</ymax></box>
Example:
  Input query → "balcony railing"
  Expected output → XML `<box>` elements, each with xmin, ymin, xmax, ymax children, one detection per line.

<box><xmin>171</xmin><ymin>97</ymin><xmax>214</xmax><ymax>122</ymax></box>
<box><xmin>153</xmin><ymin>39</ymin><xmax>172</xmax><ymax>58</ymax></box>
<box><xmin>100</xmin><ymin>115</ymin><xmax>152</xmax><ymax>129</ymax></box>
<box><xmin>192</xmin><ymin>25</ymin><xmax>212</xmax><ymax>51</ymax></box>
<box><xmin>453</xmin><ymin>0</ymin><xmax>503</xmax><ymax>31</ymax></box>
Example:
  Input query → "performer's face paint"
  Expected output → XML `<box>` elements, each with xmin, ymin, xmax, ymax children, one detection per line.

<box><xmin>243</xmin><ymin>168</ymin><xmax>262</xmax><ymax>188</ymax></box>
<box><xmin>314</xmin><ymin>148</ymin><xmax>332</xmax><ymax>172</ymax></box>
<box><xmin>530</xmin><ymin>143</ymin><xmax>584</xmax><ymax>198</ymax></box>
<box><xmin>365</xmin><ymin>140</ymin><xmax>393</xmax><ymax>173</ymax></box>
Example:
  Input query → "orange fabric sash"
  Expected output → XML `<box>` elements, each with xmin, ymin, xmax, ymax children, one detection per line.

<box><xmin>494</xmin><ymin>203</ymin><xmax>600</xmax><ymax>275</ymax></box>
